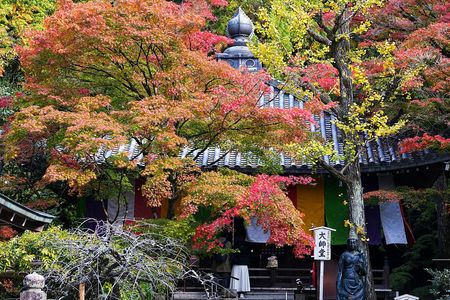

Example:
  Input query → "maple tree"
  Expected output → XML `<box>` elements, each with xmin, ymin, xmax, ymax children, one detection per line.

<box><xmin>0</xmin><ymin>0</ymin><xmax>57</xmax><ymax>78</ymax></box>
<box><xmin>367</xmin><ymin>0</ymin><xmax>450</xmax><ymax>153</ymax></box>
<box><xmin>0</xmin><ymin>0</ymin><xmax>91</xmax><ymax>212</ymax></box>
<box><xmin>1</xmin><ymin>0</ymin><xmax>322</xmax><ymax>257</ymax></box>
<box><xmin>367</xmin><ymin>4</ymin><xmax>449</xmax><ymax>292</ymax></box>
<box><xmin>180</xmin><ymin>169</ymin><xmax>315</xmax><ymax>257</ymax></box>
<box><xmin>0</xmin><ymin>225</ymin><xmax>18</xmax><ymax>241</ymax></box>
<box><xmin>248</xmin><ymin>0</ymin><xmax>449</xmax><ymax>297</ymax></box>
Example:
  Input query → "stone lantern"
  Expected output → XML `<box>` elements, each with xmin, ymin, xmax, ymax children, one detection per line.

<box><xmin>20</xmin><ymin>272</ymin><xmax>47</xmax><ymax>300</ymax></box>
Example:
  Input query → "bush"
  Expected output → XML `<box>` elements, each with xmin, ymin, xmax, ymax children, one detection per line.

<box><xmin>140</xmin><ymin>217</ymin><xmax>197</xmax><ymax>248</ymax></box>
<box><xmin>0</xmin><ymin>226</ymin><xmax>71</xmax><ymax>272</ymax></box>
<box><xmin>427</xmin><ymin>268</ymin><xmax>450</xmax><ymax>300</ymax></box>
<box><xmin>0</xmin><ymin>221</ymin><xmax>189</xmax><ymax>299</ymax></box>
<box><xmin>0</xmin><ymin>226</ymin><xmax>74</xmax><ymax>298</ymax></box>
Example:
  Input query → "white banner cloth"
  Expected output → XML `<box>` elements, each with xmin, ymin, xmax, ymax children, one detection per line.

<box><xmin>379</xmin><ymin>202</ymin><xmax>407</xmax><ymax>244</ymax></box>
<box><xmin>245</xmin><ymin>217</ymin><xmax>270</xmax><ymax>243</ymax></box>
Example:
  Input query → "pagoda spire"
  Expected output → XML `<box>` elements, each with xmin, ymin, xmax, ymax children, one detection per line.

<box><xmin>216</xmin><ymin>7</ymin><xmax>262</xmax><ymax>72</ymax></box>
<box><xmin>226</xmin><ymin>7</ymin><xmax>254</xmax><ymax>44</ymax></box>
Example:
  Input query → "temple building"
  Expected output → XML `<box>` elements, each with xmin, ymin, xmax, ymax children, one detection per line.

<box><xmin>95</xmin><ymin>8</ymin><xmax>449</xmax><ymax>299</ymax></box>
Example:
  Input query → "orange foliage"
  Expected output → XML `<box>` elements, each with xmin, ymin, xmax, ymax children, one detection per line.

<box><xmin>367</xmin><ymin>0</ymin><xmax>449</xmax><ymax>148</ymax></box>
<box><xmin>3</xmin><ymin>0</ymin><xmax>318</xmax><ymax>258</ymax></box>
<box><xmin>0</xmin><ymin>226</ymin><xmax>18</xmax><ymax>241</ymax></box>
<box><xmin>180</xmin><ymin>171</ymin><xmax>315</xmax><ymax>257</ymax></box>
<box><xmin>4</xmin><ymin>0</ymin><xmax>317</xmax><ymax>197</ymax></box>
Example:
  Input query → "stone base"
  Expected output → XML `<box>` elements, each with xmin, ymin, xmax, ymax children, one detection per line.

<box><xmin>20</xmin><ymin>289</ymin><xmax>47</xmax><ymax>300</ymax></box>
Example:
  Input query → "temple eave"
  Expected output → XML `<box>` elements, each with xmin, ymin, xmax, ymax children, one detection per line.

<box><xmin>0</xmin><ymin>193</ymin><xmax>55</xmax><ymax>232</ymax></box>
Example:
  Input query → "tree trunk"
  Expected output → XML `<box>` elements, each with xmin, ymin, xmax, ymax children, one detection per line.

<box><xmin>328</xmin><ymin>7</ymin><xmax>376</xmax><ymax>299</ymax></box>
<box><xmin>345</xmin><ymin>161</ymin><xmax>376</xmax><ymax>300</ymax></box>
<box><xmin>167</xmin><ymin>196</ymin><xmax>176</xmax><ymax>220</ymax></box>
<box><xmin>167</xmin><ymin>171</ymin><xmax>178</xmax><ymax>219</ymax></box>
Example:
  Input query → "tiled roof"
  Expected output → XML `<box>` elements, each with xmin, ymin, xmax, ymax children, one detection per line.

<box><xmin>103</xmin><ymin>84</ymin><xmax>449</xmax><ymax>173</ymax></box>
<box><xmin>0</xmin><ymin>193</ymin><xmax>55</xmax><ymax>231</ymax></box>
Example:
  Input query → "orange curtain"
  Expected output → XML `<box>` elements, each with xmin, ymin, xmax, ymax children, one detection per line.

<box><xmin>296</xmin><ymin>177</ymin><xmax>325</xmax><ymax>230</ymax></box>
<box><xmin>161</xmin><ymin>199</ymin><xmax>168</xmax><ymax>218</ymax></box>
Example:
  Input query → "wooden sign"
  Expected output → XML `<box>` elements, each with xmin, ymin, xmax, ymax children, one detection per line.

<box><xmin>310</xmin><ymin>226</ymin><xmax>335</xmax><ymax>261</ymax></box>
<box><xmin>309</xmin><ymin>226</ymin><xmax>336</xmax><ymax>300</ymax></box>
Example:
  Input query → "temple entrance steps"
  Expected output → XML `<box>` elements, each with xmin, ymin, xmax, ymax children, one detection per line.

<box><xmin>172</xmin><ymin>291</ymin><xmax>296</xmax><ymax>300</ymax></box>
<box><xmin>172</xmin><ymin>291</ymin><xmax>215</xmax><ymax>299</ymax></box>
<box><xmin>172</xmin><ymin>287</ymin><xmax>313</xmax><ymax>300</ymax></box>
<box><xmin>172</xmin><ymin>287</ymin><xmax>393</xmax><ymax>300</ymax></box>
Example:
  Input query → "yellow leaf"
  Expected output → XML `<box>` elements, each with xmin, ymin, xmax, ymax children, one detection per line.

<box><xmin>344</xmin><ymin>219</ymin><xmax>353</xmax><ymax>228</ymax></box>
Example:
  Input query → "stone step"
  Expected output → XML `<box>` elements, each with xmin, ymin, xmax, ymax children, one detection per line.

<box><xmin>239</xmin><ymin>291</ymin><xmax>295</xmax><ymax>300</ymax></box>
<box><xmin>172</xmin><ymin>292</ymin><xmax>223</xmax><ymax>299</ymax></box>
<box><xmin>172</xmin><ymin>291</ymin><xmax>297</xmax><ymax>300</ymax></box>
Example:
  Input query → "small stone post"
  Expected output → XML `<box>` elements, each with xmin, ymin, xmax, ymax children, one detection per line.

<box><xmin>20</xmin><ymin>272</ymin><xmax>47</xmax><ymax>300</ymax></box>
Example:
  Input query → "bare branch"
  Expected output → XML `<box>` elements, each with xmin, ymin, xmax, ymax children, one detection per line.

<box><xmin>40</xmin><ymin>220</ymin><xmax>191</xmax><ymax>300</ymax></box>
<box><xmin>317</xmin><ymin>159</ymin><xmax>351</xmax><ymax>184</ymax></box>
<box><xmin>339</xmin><ymin>145</ymin><xmax>366</xmax><ymax>175</ymax></box>
<box><xmin>307</xmin><ymin>28</ymin><xmax>332</xmax><ymax>46</ymax></box>
<box><xmin>315</xmin><ymin>10</ymin><xmax>332</xmax><ymax>35</ymax></box>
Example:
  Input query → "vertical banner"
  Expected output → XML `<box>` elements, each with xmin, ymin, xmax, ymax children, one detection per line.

<box><xmin>296</xmin><ymin>177</ymin><xmax>325</xmax><ymax>230</ymax></box>
<box><xmin>76</xmin><ymin>198</ymin><xmax>86</xmax><ymax>218</ymax></box>
<box><xmin>324</xmin><ymin>177</ymin><xmax>349</xmax><ymax>245</ymax></box>
<box><xmin>364</xmin><ymin>205</ymin><xmax>382</xmax><ymax>245</ymax></box>
<box><xmin>85</xmin><ymin>198</ymin><xmax>107</xmax><ymax>221</ymax></box>
<box><xmin>161</xmin><ymin>197</ymin><xmax>169</xmax><ymax>218</ymax></box>
<box><xmin>380</xmin><ymin>202</ymin><xmax>407</xmax><ymax>244</ymax></box>
<box><xmin>287</xmin><ymin>185</ymin><xmax>297</xmax><ymax>206</ymax></box>
<box><xmin>107</xmin><ymin>190</ymin><xmax>136</xmax><ymax>222</ymax></box>
<box><xmin>134</xmin><ymin>178</ymin><xmax>161</xmax><ymax>219</ymax></box>
<box><xmin>84</xmin><ymin>198</ymin><xmax>107</xmax><ymax>230</ymax></box>
<box><xmin>245</xmin><ymin>217</ymin><xmax>270</xmax><ymax>243</ymax></box>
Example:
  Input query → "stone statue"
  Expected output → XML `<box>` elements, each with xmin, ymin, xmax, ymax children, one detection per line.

<box><xmin>336</xmin><ymin>230</ymin><xmax>367</xmax><ymax>300</ymax></box>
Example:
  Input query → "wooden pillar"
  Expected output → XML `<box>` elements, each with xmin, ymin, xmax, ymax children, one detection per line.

<box><xmin>79</xmin><ymin>283</ymin><xmax>85</xmax><ymax>300</ymax></box>
<box><xmin>270</xmin><ymin>269</ymin><xmax>277</xmax><ymax>287</ymax></box>
<box><xmin>383</xmin><ymin>256</ymin><xmax>390</xmax><ymax>288</ymax></box>
<box><xmin>433</xmin><ymin>172</ymin><xmax>450</xmax><ymax>260</ymax></box>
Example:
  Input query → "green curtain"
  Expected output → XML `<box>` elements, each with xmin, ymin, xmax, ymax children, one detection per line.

<box><xmin>76</xmin><ymin>198</ymin><xmax>86</xmax><ymax>218</ymax></box>
<box><xmin>324</xmin><ymin>177</ymin><xmax>349</xmax><ymax>245</ymax></box>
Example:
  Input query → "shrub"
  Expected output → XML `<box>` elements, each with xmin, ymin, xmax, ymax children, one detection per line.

<box><xmin>427</xmin><ymin>268</ymin><xmax>450</xmax><ymax>300</ymax></box>
<box><xmin>0</xmin><ymin>221</ymin><xmax>189</xmax><ymax>299</ymax></box>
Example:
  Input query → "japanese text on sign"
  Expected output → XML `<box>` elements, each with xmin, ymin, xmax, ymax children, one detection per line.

<box><xmin>313</xmin><ymin>228</ymin><xmax>332</xmax><ymax>260</ymax></box>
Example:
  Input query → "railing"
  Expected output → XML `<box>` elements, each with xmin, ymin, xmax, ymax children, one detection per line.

<box><xmin>196</xmin><ymin>266</ymin><xmax>389</xmax><ymax>287</ymax></box>
<box><xmin>247</xmin><ymin>267</ymin><xmax>313</xmax><ymax>288</ymax></box>
<box><xmin>187</xmin><ymin>265</ymin><xmax>392</xmax><ymax>299</ymax></box>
